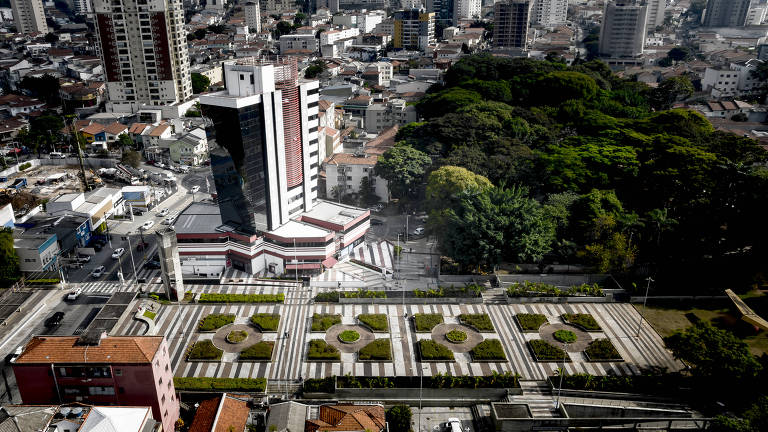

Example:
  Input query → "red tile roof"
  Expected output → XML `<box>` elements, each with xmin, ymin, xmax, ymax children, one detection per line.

<box><xmin>15</xmin><ymin>336</ymin><xmax>163</xmax><ymax>364</ymax></box>
<box><xmin>189</xmin><ymin>395</ymin><xmax>251</xmax><ymax>432</ymax></box>
<box><xmin>104</xmin><ymin>122</ymin><xmax>127</xmax><ymax>135</ymax></box>
<box><xmin>306</xmin><ymin>405</ymin><xmax>385</xmax><ymax>432</ymax></box>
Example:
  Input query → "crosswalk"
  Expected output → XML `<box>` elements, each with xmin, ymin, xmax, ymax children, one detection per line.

<box><xmin>313</xmin><ymin>261</ymin><xmax>387</xmax><ymax>287</ymax></box>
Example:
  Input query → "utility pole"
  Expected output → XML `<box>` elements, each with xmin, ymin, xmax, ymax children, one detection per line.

<box><xmin>636</xmin><ymin>277</ymin><xmax>654</xmax><ymax>337</ymax></box>
<box><xmin>67</xmin><ymin>115</ymin><xmax>91</xmax><ymax>192</ymax></box>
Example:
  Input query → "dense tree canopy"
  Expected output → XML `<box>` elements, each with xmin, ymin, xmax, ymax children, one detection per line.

<box><xmin>0</xmin><ymin>228</ymin><xmax>20</xmax><ymax>286</ymax></box>
<box><xmin>375</xmin><ymin>145</ymin><xmax>431</xmax><ymax>199</ymax></box>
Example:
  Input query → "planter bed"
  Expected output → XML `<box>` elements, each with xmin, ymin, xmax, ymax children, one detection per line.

<box><xmin>418</xmin><ymin>340</ymin><xmax>454</xmax><ymax>361</ymax></box>
<box><xmin>546</xmin><ymin>372</ymin><xmax>686</xmax><ymax>395</ymax></box>
<box><xmin>562</xmin><ymin>313</ymin><xmax>602</xmax><ymax>331</ymax></box>
<box><xmin>198</xmin><ymin>293</ymin><xmax>284</xmax><ymax>303</ymax></box>
<box><xmin>445</xmin><ymin>329</ymin><xmax>467</xmax><ymax>343</ymax></box>
<box><xmin>250</xmin><ymin>313</ymin><xmax>280</xmax><ymax>331</ymax></box>
<box><xmin>311</xmin><ymin>313</ymin><xmax>342</xmax><ymax>331</ymax></box>
<box><xmin>470</xmin><ymin>339</ymin><xmax>507</xmax><ymax>361</ymax></box>
<box><xmin>198</xmin><ymin>314</ymin><xmax>235</xmax><ymax>332</ymax></box>
<box><xmin>174</xmin><ymin>377</ymin><xmax>266</xmax><ymax>392</ymax></box>
<box><xmin>358</xmin><ymin>339</ymin><xmax>392</xmax><ymax>361</ymax></box>
<box><xmin>239</xmin><ymin>341</ymin><xmax>275</xmax><ymax>361</ymax></box>
<box><xmin>458</xmin><ymin>313</ymin><xmax>494</xmax><ymax>332</ymax></box>
<box><xmin>303</xmin><ymin>376</ymin><xmax>336</xmax><ymax>393</ymax></box>
<box><xmin>227</xmin><ymin>330</ymin><xmax>248</xmax><ymax>343</ymax></box>
<box><xmin>307</xmin><ymin>339</ymin><xmax>341</xmax><ymax>361</ymax></box>
<box><xmin>187</xmin><ymin>340</ymin><xmax>223</xmax><ymax>361</ymax></box>
<box><xmin>338</xmin><ymin>330</ymin><xmax>360</xmax><ymax>343</ymax></box>
<box><xmin>314</xmin><ymin>291</ymin><xmax>340</xmax><ymax>302</ymax></box>
<box><xmin>342</xmin><ymin>289</ymin><xmax>387</xmax><ymax>298</ymax></box>
<box><xmin>507</xmin><ymin>281</ymin><xmax>604</xmax><ymax>297</ymax></box>
<box><xmin>358</xmin><ymin>313</ymin><xmax>388</xmax><ymax>332</ymax></box>
<box><xmin>528</xmin><ymin>340</ymin><xmax>571</xmax><ymax>362</ymax></box>
<box><xmin>336</xmin><ymin>372</ymin><xmax>520</xmax><ymax>389</ymax></box>
<box><xmin>413</xmin><ymin>313</ymin><xmax>444</xmax><ymax>332</ymax></box>
<box><xmin>514</xmin><ymin>313</ymin><xmax>548</xmax><ymax>332</ymax></box>
<box><xmin>584</xmin><ymin>339</ymin><xmax>623</xmax><ymax>362</ymax></box>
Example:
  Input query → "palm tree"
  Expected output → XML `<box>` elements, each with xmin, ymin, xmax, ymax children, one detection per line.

<box><xmin>646</xmin><ymin>208</ymin><xmax>678</xmax><ymax>247</ymax></box>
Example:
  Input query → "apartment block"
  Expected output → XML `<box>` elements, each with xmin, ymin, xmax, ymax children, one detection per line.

<box><xmin>531</xmin><ymin>0</ymin><xmax>567</xmax><ymax>28</ymax></box>
<box><xmin>599</xmin><ymin>0</ymin><xmax>647</xmax><ymax>58</ymax></box>
<box><xmin>11</xmin><ymin>0</ymin><xmax>48</xmax><ymax>34</ymax></box>
<box><xmin>244</xmin><ymin>1</ymin><xmax>262</xmax><ymax>32</ymax></box>
<box><xmin>493</xmin><ymin>0</ymin><xmax>532</xmax><ymax>51</ymax></box>
<box><xmin>393</xmin><ymin>9</ymin><xmax>435</xmax><ymax>51</ymax></box>
<box><xmin>703</xmin><ymin>0</ymin><xmax>751</xmax><ymax>27</ymax></box>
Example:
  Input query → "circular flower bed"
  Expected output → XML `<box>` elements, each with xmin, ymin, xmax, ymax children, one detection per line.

<box><xmin>445</xmin><ymin>329</ymin><xmax>468</xmax><ymax>343</ymax></box>
<box><xmin>553</xmin><ymin>329</ymin><xmax>577</xmax><ymax>344</ymax></box>
<box><xmin>226</xmin><ymin>330</ymin><xmax>248</xmax><ymax>344</ymax></box>
<box><xmin>338</xmin><ymin>330</ymin><xmax>360</xmax><ymax>343</ymax></box>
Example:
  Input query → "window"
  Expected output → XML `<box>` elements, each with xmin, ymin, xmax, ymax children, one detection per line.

<box><xmin>161</xmin><ymin>394</ymin><xmax>166</xmax><ymax>404</ymax></box>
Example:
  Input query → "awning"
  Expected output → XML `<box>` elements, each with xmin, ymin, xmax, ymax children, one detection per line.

<box><xmin>286</xmin><ymin>263</ymin><xmax>322</xmax><ymax>270</ymax></box>
<box><xmin>321</xmin><ymin>257</ymin><xmax>338</xmax><ymax>268</ymax></box>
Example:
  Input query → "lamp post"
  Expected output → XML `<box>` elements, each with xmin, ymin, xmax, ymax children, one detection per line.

<box><xmin>636</xmin><ymin>277</ymin><xmax>654</xmax><ymax>337</ymax></box>
<box><xmin>555</xmin><ymin>342</ymin><xmax>568</xmax><ymax>409</ymax></box>
<box><xmin>418</xmin><ymin>363</ymin><xmax>425</xmax><ymax>432</ymax></box>
<box><xmin>125</xmin><ymin>232</ymin><xmax>138</xmax><ymax>287</ymax></box>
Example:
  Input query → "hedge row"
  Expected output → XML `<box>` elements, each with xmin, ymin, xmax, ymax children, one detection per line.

<box><xmin>311</xmin><ymin>313</ymin><xmax>341</xmax><ymax>331</ymax></box>
<box><xmin>358</xmin><ymin>314</ymin><xmax>388</xmax><ymax>331</ymax></box>
<box><xmin>240</xmin><ymin>341</ymin><xmax>275</xmax><ymax>360</ymax></box>
<box><xmin>358</xmin><ymin>339</ymin><xmax>392</xmax><ymax>361</ymax></box>
<box><xmin>459</xmin><ymin>313</ymin><xmax>494</xmax><ymax>331</ymax></box>
<box><xmin>307</xmin><ymin>339</ymin><xmax>340</xmax><ymax>361</ymax></box>
<box><xmin>250</xmin><ymin>313</ymin><xmax>280</xmax><ymax>331</ymax></box>
<box><xmin>335</xmin><ymin>372</ymin><xmax>521</xmax><ymax>389</ymax></box>
<box><xmin>198</xmin><ymin>293</ymin><xmax>284</xmax><ymax>303</ymax></box>
<box><xmin>413</xmin><ymin>314</ymin><xmax>443</xmax><ymax>332</ymax></box>
<box><xmin>174</xmin><ymin>377</ymin><xmax>266</xmax><ymax>392</ymax></box>
<box><xmin>198</xmin><ymin>314</ymin><xmax>235</xmax><ymax>331</ymax></box>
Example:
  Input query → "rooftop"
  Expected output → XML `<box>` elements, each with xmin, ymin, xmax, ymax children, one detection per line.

<box><xmin>301</xmin><ymin>200</ymin><xmax>368</xmax><ymax>228</ymax></box>
<box><xmin>174</xmin><ymin>202</ymin><xmax>224</xmax><ymax>234</ymax></box>
<box><xmin>325</xmin><ymin>152</ymin><xmax>378</xmax><ymax>166</ymax></box>
<box><xmin>14</xmin><ymin>336</ymin><xmax>164</xmax><ymax>364</ymax></box>
<box><xmin>188</xmin><ymin>395</ymin><xmax>250</xmax><ymax>432</ymax></box>
<box><xmin>269</xmin><ymin>219</ymin><xmax>331</xmax><ymax>239</ymax></box>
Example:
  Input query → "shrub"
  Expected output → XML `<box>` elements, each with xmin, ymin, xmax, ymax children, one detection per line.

<box><xmin>315</xmin><ymin>291</ymin><xmax>340</xmax><ymax>302</ymax></box>
<box><xmin>250</xmin><ymin>313</ymin><xmax>280</xmax><ymax>331</ymax></box>
<box><xmin>26</xmin><ymin>278</ymin><xmax>60</xmax><ymax>284</ymax></box>
<box><xmin>419</xmin><ymin>340</ymin><xmax>454</xmax><ymax>361</ymax></box>
<box><xmin>584</xmin><ymin>339</ymin><xmax>622</xmax><ymax>361</ymax></box>
<box><xmin>307</xmin><ymin>339</ymin><xmax>340</xmax><ymax>360</ymax></box>
<box><xmin>548</xmin><ymin>372</ymin><xmax>677</xmax><ymax>394</ymax></box>
<box><xmin>445</xmin><ymin>329</ymin><xmax>467</xmax><ymax>343</ymax></box>
<box><xmin>358</xmin><ymin>313</ymin><xmax>388</xmax><ymax>331</ymax></box>
<box><xmin>459</xmin><ymin>313</ymin><xmax>494</xmax><ymax>331</ymax></box>
<box><xmin>239</xmin><ymin>341</ymin><xmax>275</xmax><ymax>360</ymax></box>
<box><xmin>143</xmin><ymin>310</ymin><xmax>156</xmax><ymax>320</ymax></box>
<box><xmin>227</xmin><ymin>330</ymin><xmax>248</xmax><ymax>343</ymax></box>
<box><xmin>413</xmin><ymin>284</ymin><xmax>485</xmax><ymax>298</ymax></box>
<box><xmin>516</xmin><ymin>313</ymin><xmax>547</xmax><ymax>331</ymax></box>
<box><xmin>470</xmin><ymin>339</ymin><xmax>507</xmax><ymax>361</ymax></box>
<box><xmin>529</xmin><ymin>340</ymin><xmax>569</xmax><ymax>361</ymax></box>
<box><xmin>337</xmin><ymin>372</ymin><xmax>520</xmax><ymax>389</ymax></box>
<box><xmin>413</xmin><ymin>314</ymin><xmax>444</xmax><ymax>332</ymax></box>
<box><xmin>198</xmin><ymin>314</ymin><xmax>235</xmax><ymax>331</ymax></box>
<box><xmin>311</xmin><ymin>314</ymin><xmax>341</xmax><ymax>331</ymax></box>
<box><xmin>553</xmin><ymin>330</ymin><xmax>577</xmax><ymax>343</ymax></box>
<box><xmin>187</xmin><ymin>340</ymin><xmax>223</xmax><ymax>360</ymax></box>
<box><xmin>174</xmin><ymin>377</ymin><xmax>266</xmax><ymax>392</ymax></box>
<box><xmin>198</xmin><ymin>293</ymin><xmax>284</xmax><ymax>303</ymax></box>
<box><xmin>358</xmin><ymin>339</ymin><xmax>392</xmax><ymax>360</ymax></box>
<box><xmin>562</xmin><ymin>313</ymin><xmax>601</xmax><ymax>331</ymax></box>
<box><xmin>342</xmin><ymin>289</ymin><xmax>387</xmax><ymax>298</ymax></box>
<box><xmin>183</xmin><ymin>291</ymin><xmax>195</xmax><ymax>302</ymax></box>
<box><xmin>338</xmin><ymin>330</ymin><xmax>360</xmax><ymax>343</ymax></box>
<box><xmin>18</xmin><ymin>162</ymin><xmax>31</xmax><ymax>171</ymax></box>
<box><xmin>387</xmin><ymin>405</ymin><xmax>412</xmax><ymax>432</ymax></box>
<box><xmin>507</xmin><ymin>281</ymin><xmax>604</xmax><ymax>297</ymax></box>
<box><xmin>303</xmin><ymin>376</ymin><xmax>335</xmax><ymax>393</ymax></box>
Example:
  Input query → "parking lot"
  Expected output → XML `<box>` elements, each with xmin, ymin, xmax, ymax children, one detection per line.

<box><xmin>412</xmin><ymin>407</ymin><xmax>476</xmax><ymax>432</ymax></box>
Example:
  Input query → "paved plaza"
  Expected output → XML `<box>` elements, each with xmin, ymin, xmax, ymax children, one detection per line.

<box><xmin>109</xmin><ymin>284</ymin><xmax>681</xmax><ymax>382</ymax></box>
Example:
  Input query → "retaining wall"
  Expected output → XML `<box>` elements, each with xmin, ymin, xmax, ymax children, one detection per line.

<box><xmin>339</xmin><ymin>297</ymin><xmax>483</xmax><ymax>305</ymax></box>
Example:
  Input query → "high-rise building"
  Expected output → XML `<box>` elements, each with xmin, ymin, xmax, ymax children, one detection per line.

<box><xmin>199</xmin><ymin>58</ymin><xmax>321</xmax><ymax>234</ymax></box>
<box><xmin>11</xmin><ymin>0</ymin><xmax>48</xmax><ymax>34</ymax></box>
<box><xmin>206</xmin><ymin>0</ymin><xmax>225</xmax><ymax>11</ymax></box>
<box><xmin>645</xmin><ymin>0</ymin><xmax>666</xmax><ymax>32</ymax></box>
<box><xmin>244</xmin><ymin>1</ymin><xmax>262</xmax><ymax>33</ymax></box>
<box><xmin>73</xmin><ymin>0</ymin><xmax>92</xmax><ymax>15</ymax></box>
<box><xmin>393</xmin><ymin>9</ymin><xmax>435</xmax><ymax>51</ymax></box>
<box><xmin>426</xmin><ymin>0</ymin><xmax>452</xmax><ymax>25</ymax></box>
<box><xmin>599</xmin><ymin>0</ymin><xmax>647</xmax><ymax>58</ymax></box>
<box><xmin>702</xmin><ymin>0</ymin><xmax>752</xmax><ymax>27</ymax></box>
<box><xmin>493</xmin><ymin>0</ymin><xmax>532</xmax><ymax>51</ymax></box>
<box><xmin>92</xmin><ymin>0</ymin><xmax>192</xmax><ymax>113</ymax></box>
<box><xmin>453</xmin><ymin>0</ymin><xmax>480</xmax><ymax>22</ymax></box>
<box><xmin>530</xmin><ymin>0</ymin><xmax>567</xmax><ymax>28</ymax></box>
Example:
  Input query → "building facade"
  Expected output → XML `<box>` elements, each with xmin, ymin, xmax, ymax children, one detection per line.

<box><xmin>530</xmin><ymin>0</ymin><xmax>567</xmax><ymax>28</ymax></box>
<box><xmin>92</xmin><ymin>0</ymin><xmax>192</xmax><ymax>113</ymax></box>
<box><xmin>11</xmin><ymin>0</ymin><xmax>48</xmax><ymax>34</ymax></box>
<box><xmin>393</xmin><ymin>9</ymin><xmax>435</xmax><ymax>51</ymax></box>
<box><xmin>645</xmin><ymin>0</ymin><xmax>666</xmax><ymax>32</ymax></box>
<box><xmin>453</xmin><ymin>0</ymin><xmax>480</xmax><ymax>22</ymax></box>
<box><xmin>493</xmin><ymin>0</ymin><xmax>532</xmax><ymax>51</ymax></box>
<box><xmin>703</xmin><ymin>0</ymin><xmax>751</xmax><ymax>27</ymax></box>
<box><xmin>12</xmin><ymin>335</ymin><xmax>179</xmax><ymax>432</ymax></box>
<box><xmin>280</xmin><ymin>34</ymin><xmax>320</xmax><ymax>54</ymax></box>
<box><xmin>599</xmin><ymin>0</ymin><xmax>647</xmax><ymax>58</ymax></box>
<box><xmin>244</xmin><ymin>1</ymin><xmax>262</xmax><ymax>32</ymax></box>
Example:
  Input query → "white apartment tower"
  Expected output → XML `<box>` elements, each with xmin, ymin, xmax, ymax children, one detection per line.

<box><xmin>73</xmin><ymin>0</ymin><xmax>92</xmax><ymax>15</ymax></box>
<box><xmin>599</xmin><ymin>0</ymin><xmax>647</xmax><ymax>58</ymax></box>
<box><xmin>93</xmin><ymin>0</ymin><xmax>192</xmax><ymax>113</ymax></box>
<box><xmin>244</xmin><ymin>1</ymin><xmax>262</xmax><ymax>33</ymax></box>
<box><xmin>11</xmin><ymin>0</ymin><xmax>48</xmax><ymax>34</ymax></box>
<box><xmin>645</xmin><ymin>0</ymin><xmax>666</xmax><ymax>32</ymax></box>
<box><xmin>531</xmin><ymin>0</ymin><xmax>567</xmax><ymax>28</ymax></box>
<box><xmin>454</xmin><ymin>0</ymin><xmax>481</xmax><ymax>22</ymax></box>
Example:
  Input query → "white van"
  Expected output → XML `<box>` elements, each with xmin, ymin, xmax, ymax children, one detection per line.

<box><xmin>446</xmin><ymin>418</ymin><xmax>462</xmax><ymax>432</ymax></box>
<box><xmin>49</xmin><ymin>152</ymin><xmax>65</xmax><ymax>159</ymax></box>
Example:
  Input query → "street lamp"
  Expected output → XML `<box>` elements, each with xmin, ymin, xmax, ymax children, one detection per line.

<box><xmin>418</xmin><ymin>363</ymin><xmax>427</xmax><ymax>432</ymax></box>
<box><xmin>555</xmin><ymin>342</ymin><xmax>569</xmax><ymax>410</ymax></box>
<box><xmin>636</xmin><ymin>277</ymin><xmax>654</xmax><ymax>337</ymax></box>
<box><xmin>124</xmin><ymin>232</ymin><xmax>139</xmax><ymax>287</ymax></box>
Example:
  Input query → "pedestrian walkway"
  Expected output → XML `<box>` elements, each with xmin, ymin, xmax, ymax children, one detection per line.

<box><xmin>349</xmin><ymin>241</ymin><xmax>394</xmax><ymax>271</ymax></box>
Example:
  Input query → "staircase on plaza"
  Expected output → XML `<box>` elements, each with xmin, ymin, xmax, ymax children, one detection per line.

<box><xmin>482</xmin><ymin>288</ymin><xmax>508</xmax><ymax>304</ymax></box>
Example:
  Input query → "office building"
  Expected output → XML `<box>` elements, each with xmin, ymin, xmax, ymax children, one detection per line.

<box><xmin>599</xmin><ymin>0</ymin><xmax>647</xmax><ymax>58</ymax></box>
<box><xmin>645</xmin><ymin>0</ymin><xmax>666</xmax><ymax>32</ymax></box>
<box><xmin>244</xmin><ymin>1</ymin><xmax>262</xmax><ymax>33</ymax></box>
<box><xmin>393</xmin><ymin>9</ymin><xmax>435</xmax><ymax>51</ymax></box>
<box><xmin>702</xmin><ymin>0</ymin><xmax>752</xmax><ymax>27</ymax></box>
<box><xmin>12</xmin><ymin>335</ymin><xmax>179</xmax><ymax>432</ymax></box>
<box><xmin>493</xmin><ymin>0</ymin><xmax>532</xmax><ymax>51</ymax></box>
<box><xmin>531</xmin><ymin>0</ymin><xmax>567</xmax><ymax>28</ymax></box>
<box><xmin>426</xmin><ymin>0</ymin><xmax>452</xmax><ymax>24</ymax></box>
<box><xmin>11</xmin><ymin>0</ymin><xmax>48</xmax><ymax>34</ymax></box>
<box><xmin>92</xmin><ymin>0</ymin><xmax>192</xmax><ymax>113</ymax></box>
<box><xmin>73</xmin><ymin>0</ymin><xmax>91</xmax><ymax>15</ymax></box>
<box><xmin>454</xmin><ymin>0</ymin><xmax>480</xmax><ymax>22</ymax></box>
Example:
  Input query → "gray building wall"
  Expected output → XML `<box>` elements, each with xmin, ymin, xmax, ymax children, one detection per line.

<box><xmin>599</xmin><ymin>0</ymin><xmax>647</xmax><ymax>58</ymax></box>
<box><xmin>703</xmin><ymin>0</ymin><xmax>752</xmax><ymax>27</ymax></box>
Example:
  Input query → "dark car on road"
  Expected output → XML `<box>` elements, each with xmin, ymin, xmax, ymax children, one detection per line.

<box><xmin>144</xmin><ymin>260</ymin><xmax>161</xmax><ymax>269</ymax></box>
<box><xmin>44</xmin><ymin>311</ymin><xmax>65</xmax><ymax>327</ymax></box>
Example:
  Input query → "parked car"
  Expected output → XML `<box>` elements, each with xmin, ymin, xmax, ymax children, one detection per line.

<box><xmin>412</xmin><ymin>227</ymin><xmax>425</xmax><ymax>236</ymax></box>
<box><xmin>66</xmin><ymin>287</ymin><xmax>83</xmax><ymax>301</ymax></box>
<box><xmin>5</xmin><ymin>346</ymin><xmax>23</xmax><ymax>364</ymax></box>
<box><xmin>132</xmin><ymin>207</ymin><xmax>144</xmax><ymax>216</ymax></box>
<box><xmin>162</xmin><ymin>215</ymin><xmax>176</xmax><ymax>225</ymax></box>
<box><xmin>144</xmin><ymin>260</ymin><xmax>161</xmax><ymax>269</ymax></box>
<box><xmin>44</xmin><ymin>311</ymin><xmax>65</xmax><ymax>327</ymax></box>
<box><xmin>154</xmin><ymin>162</ymin><xmax>165</xmax><ymax>169</ymax></box>
<box><xmin>370</xmin><ymin>218</ymin><xmax>383</xmax><ymax>226</ymax></box>
<box><xmin>157</xmin><ymin>208</ymin><xmax>169</xmax><ymax>217</ymax></box>
<box><xmin>91</xmin><ymin>265</ymin><xmax>105</xmax><ymax>277</ymax></box>
<box><xmin>111</xmin><ymin>248</ymin><xmax>125</xmax><ymax>259</ymax></box>
<box><xmin>190</xmin><ymin>185</ymin><xmax>200</xmax><ymax>193</ymax></box>
<box><xmin>141</xmin><ymin>220</ymin><xmax>155</xmax><ymax>230</ymax></box>
<box><xmin>77</xmin><ymin>254</ymin><xmax>91</xmax><ymax>263</ymax></box>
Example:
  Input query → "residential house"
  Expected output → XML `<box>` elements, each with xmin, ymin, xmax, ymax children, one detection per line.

<box><xmin>79</xmin><ymin>123</ymin><xmax>107</xmax><ymax>150</ymax></box>
<box><xmin>364</xmin><ymin>99</ymin><xmax>417</xmax><ymax>134</ymax></box>
<box><xmin>324</xmin><ymin>152</ymin><xmax>388</xmax><ymax>203</ymax></box>
<box><xmin>168</xmin><ymin>128</ymin><xmax>208</xmax><ymax>166</ymax></box>
<box><xmin>104</xmin><ymin>122</ymin><xmax>128</xmax><ymax>146</ymax></box>
<box><xmin>305</xmin><ymin>404</ymin><xmax>386</xmax><ymax>432</ymax></box>
<box><xmin>0</xmin><ymin>94</ymin><xmax>46</xmax><ymax>116</ymax></box>
<box><xmin>187</xmin><ymin>394</ymin><xmax>251</xmax><ymax>432</ymax></box>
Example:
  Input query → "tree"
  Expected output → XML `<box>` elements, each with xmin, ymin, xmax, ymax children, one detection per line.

<box><xmin>386</xmin><ymin>405</ymin><xmax>412</xmax><ymax>432</ymax></box>
<box><xmin>304</xmin><ymin>60</ymin><xmax>327</xmax><ymax>79</ymax></box>
<box><xmin>667</xmin><ymin>46</ymin><xmax>693</xmax><ymax>62</ymax></box>
<box><xmin>426</xmin><ymin>166</ymin><xmax>492</xmax><ymax>211</ymax></box>
<box><xmin>19</xmin><ymin>74</ymin><xmax>61</xmax><ymax>105</ymax></box>
<box><xmin>275</xmin><ymin>21</ymin><xmax>293</xmax><ymax>37</ymax></box>
<box><xmin>358</xmin><ymin>176</ymin><xmax>377</xmax><ymax>205</ymax></box>
<box><xmin>375</xmin><ymin>145</ymin><xmax>431</xmax><ymax>198</ymax></box>
<box><xmin>121</xmin><ymin>150</ymin><xmax>141</xmax><ymax>168</ymax></box>
<box><xmin>664</xmin><ymin>321</ymin><xmax>761</xmax><ymax>382</ymax></box>
<box><xmin>293</xmin><ymin>12</ymin><xmax>306</xmax><ymax>26</ymax></box>
<box><xmin>44</xmin><ymin>32</ymin><xmax>58</xmax><ymax>43</ymax></box>
<box><xmin>191</xmin><ymin>73</ymin><xmax>211</xmax><ymax>94</ymax></box>
<box><xmin>116</xmin><ymin>133</ymin><xmax>133</xmax><ymax>151</ymax></box>
<box><xmin>534</xmin><ymin>71</ymin><xmax>599</xmax><ymax>105</ymax></box>
<box><xmin>0</xmin><ymin>228</ymin><xmax>20</xmax><ymax>286</ymax></box>
<box><xmin>650</xmin><ymin>76</ymin><xmax>694</xmax><ymax>110</ymax></box>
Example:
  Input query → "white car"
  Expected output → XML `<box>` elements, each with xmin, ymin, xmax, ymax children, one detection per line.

<box><xmin>157</xmin><ymin>208</ymin><xmax>169</xmax><ymax>217</ymax></box>
<box><xmin>67</xmin><ymin>287</ymin><xmax>83</xmax><ymax>301</ymax></box>
<box><xmin>162</xmin><ymin>215</ymin><xmax>176</xmax><ymax>225</ymax></box>
<box><xmin>142</xmin><ymin>220</ymin><xmax>155</xmax><ymax>231</ymax></box>
<box><xmin>190</xmin><ymin>185</ymin><xmax>200</xmax><ymax>194</ymax></box>
<box><xmin>91</xmin><ymin>265</ymin><xmax>105</xmax><ymax>277</ymax></box>
<box><xmin>155</xmin><ymin>162</ymin><xmax>165</xmax><ymax>169</ymax></box>
<box><xmin>413</xmin><ymin>227</ymin><xmax>425</xmax><ymax>236</ymax></box>
<box><xmin>111</xmin><ymin>248</ymin><xmax>125</xmax><ymax>259</ymax></box>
